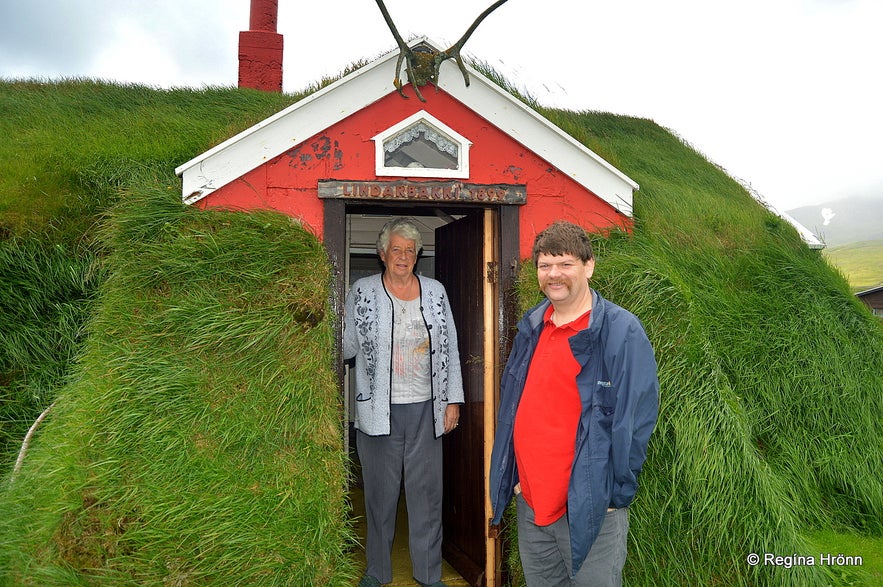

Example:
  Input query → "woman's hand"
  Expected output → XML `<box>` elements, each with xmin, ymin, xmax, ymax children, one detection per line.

<box><xmin>444</xmin><ymin>404</ymin><xmax>461</xmax><ymax>434</ymax></box>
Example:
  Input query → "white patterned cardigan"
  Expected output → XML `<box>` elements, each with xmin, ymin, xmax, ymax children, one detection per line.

<box><xmin>343</xmin><ymin>273</ymin><xmax>465</xmax><ymax>438</ymax></box>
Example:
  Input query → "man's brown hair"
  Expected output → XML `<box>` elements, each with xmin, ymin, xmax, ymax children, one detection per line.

<box><xmin>532</xmin><ymin>221</ymin><xmax>594</xmax><ymax>265</ymax></box>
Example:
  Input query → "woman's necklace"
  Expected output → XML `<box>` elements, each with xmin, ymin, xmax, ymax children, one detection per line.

<box><xmin>385</xmin><ymin>274</ymin><xmax>415</xmax><ymax>317</ymax></box>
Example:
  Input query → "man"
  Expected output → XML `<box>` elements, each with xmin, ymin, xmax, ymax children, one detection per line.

<box><xmin>489</xmin><ymin>220</ymin><xmax>659</xmax><ymax>586</ymax></box>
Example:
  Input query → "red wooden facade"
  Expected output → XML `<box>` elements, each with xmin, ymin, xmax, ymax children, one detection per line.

<box><xmin>200</xmin><ymin>90</ymin><xmax>629</xmax><ymax>258</ymax></box>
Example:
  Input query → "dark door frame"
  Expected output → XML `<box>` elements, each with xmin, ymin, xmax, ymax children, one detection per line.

<box><xmin>324</xmin><ymin>199</ymin><xmax>520</xmax><ymax>586</ymax></box>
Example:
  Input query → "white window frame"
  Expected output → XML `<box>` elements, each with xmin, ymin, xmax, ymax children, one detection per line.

<box><xmin>372</xmin><ymin>110</ymin><xmax>471</xmax><ymax>178</ymax></box>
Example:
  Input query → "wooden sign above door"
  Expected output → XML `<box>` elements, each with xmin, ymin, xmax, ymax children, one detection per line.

<box><xmin>318</xmin><ymin>180</ymin><xmax>526</xmax><ymax>205</ymax></box>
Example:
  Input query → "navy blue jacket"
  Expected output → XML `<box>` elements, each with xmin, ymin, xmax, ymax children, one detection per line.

<box><xmin>489</xmin><ymin>290</ymin><xmax>659</xmax><ymax>575</ymax></box>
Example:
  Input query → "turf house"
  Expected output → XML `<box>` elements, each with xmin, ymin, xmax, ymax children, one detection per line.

<box><xmin>1</xmin><ymin>20</ymin><xmax>882</xmax><ymax>587</ymax></box>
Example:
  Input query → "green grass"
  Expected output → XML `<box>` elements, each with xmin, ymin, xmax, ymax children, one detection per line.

<box><xmin>2</xmin><ymin>182</ymin><xmax>357</xmax><ymax>584</ymax></box>
<box><xmin>809</xmin><ymin>531</ymin><xmax>883</xmax><ymax>586</ymax></box>
<box><xmin>0</xmin><ymin>78</ymin><xmax>303</xmax><ymax>474</ymax></box>
<box><xmin>1</xmin><ymin>79</ymin><xmax>881</xmax><ymax>585</ymax></box>
<box><xmin>0</xmin><ymin>237</ymin><xmax>103</xmax><ymax>472</ymax></box>
<box><xmin>823</xmin><ymin>240</ymin><xmax>883</xmax><ymax>291</ymax></box>
<box><xmin>0</xmin><ymin>79</ymin><xmax>301</xmax><ymax>242</ymax></box>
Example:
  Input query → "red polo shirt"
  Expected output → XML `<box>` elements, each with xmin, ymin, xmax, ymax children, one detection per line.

<box><xmin>513</xmin><ymin>305</ymin><xmax>590</xmax><ymax>525</ymax></box>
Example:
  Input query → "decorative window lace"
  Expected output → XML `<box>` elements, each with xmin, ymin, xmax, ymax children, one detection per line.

<box><xmin>383</xmin><ymin>122</ymin><xmax>459</xmax><ymax>170</ymax></box>
<box><xmin>385</xmin><ymin>122</ymin><xmax>458</xmax><ymax>156</ymax></box>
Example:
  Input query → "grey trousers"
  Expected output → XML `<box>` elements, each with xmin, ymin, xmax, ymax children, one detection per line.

<box><xmin>357</xmin><ymin>400</ymin><xmax>443</xmax><ymax>585</ymax></box>
<box><xmin>516</xmin><ymin>493</ymin><xmax>629</xmax><ymax>587</ymax></box>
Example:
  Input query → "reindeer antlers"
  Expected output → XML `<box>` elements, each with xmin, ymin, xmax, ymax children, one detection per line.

<box><xmin>373</xmin><ymin>0</ymin><xmax>510</xmax><ymax>101</ymax></box>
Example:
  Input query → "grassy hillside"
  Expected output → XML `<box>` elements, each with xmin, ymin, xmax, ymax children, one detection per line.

<box><xmin>1</xmin><ymin>80</ymin><xmax>881</xmax><ymax>585</ymax></box>
<box><xmin>0</xmin><ymin>80</ymin><xmax>299</xmax><ymax>243</ymax></box>
<box><xmin>0</xmin><ymin>80</ymin><xmax>299</xmax><ymax>473</ymax></box>
<box><xmin>2</xmin><ymin>178</ymin><xmax>357</xmax><ymax>584</ymax></box>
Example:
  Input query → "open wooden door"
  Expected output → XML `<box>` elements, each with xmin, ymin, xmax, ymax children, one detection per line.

<box><xmin>436</xmin><ymin>209</ymin><xmax>499</xmax><ymax>586</ymax></box>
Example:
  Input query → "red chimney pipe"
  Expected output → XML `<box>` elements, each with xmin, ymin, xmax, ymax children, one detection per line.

<box><xmin>238</xmin><ymin>0</ymin><xmax>283</xmax><ymax>92</ymax></box>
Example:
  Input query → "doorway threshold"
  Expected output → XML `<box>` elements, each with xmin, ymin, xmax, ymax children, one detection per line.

<box><xmin>350</xmin><ymin>482</ymin><xmax>470</xmax><ymax>586</ymax></box>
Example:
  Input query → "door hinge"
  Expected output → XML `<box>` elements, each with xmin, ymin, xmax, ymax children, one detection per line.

<box><xmin>486</xmin><ymin>261</ymin><xmax>498</xmax><ymax>285</ymax></box>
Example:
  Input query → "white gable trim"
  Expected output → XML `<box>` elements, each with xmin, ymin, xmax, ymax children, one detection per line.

<box><xmin>175</xmin><ymin>37</ymin><xmax>638</xmax><ymax>215</ymax></box>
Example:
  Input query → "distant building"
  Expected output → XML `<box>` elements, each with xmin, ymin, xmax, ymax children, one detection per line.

<box><xmin>856</xmin><ymin>285</ymin><xmax>883</xmax><ymax>317</ymax></box>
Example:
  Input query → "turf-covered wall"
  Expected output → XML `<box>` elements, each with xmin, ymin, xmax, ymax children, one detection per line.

<box><xmin>1</xmin><ymin>182</ymin><xmax>358</xmax><ymax>585</ymax></box>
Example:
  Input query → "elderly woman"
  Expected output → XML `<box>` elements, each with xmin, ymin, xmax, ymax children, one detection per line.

<box><xmin>344</xmin><ymin>217</ymin><xmax>464</xmax><ymax>587</ymax></box>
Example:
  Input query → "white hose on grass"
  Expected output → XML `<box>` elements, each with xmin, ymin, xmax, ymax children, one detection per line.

<box><xmin>11</xmin><ymin>400</ymin><xmax>56</xmax><ymax>481</ymax></box>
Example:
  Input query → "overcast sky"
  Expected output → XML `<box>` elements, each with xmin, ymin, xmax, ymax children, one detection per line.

<box><xmin>2</xmin><ymin>0</ymin><xmax>882</xmax><ymax>213</ymax></box>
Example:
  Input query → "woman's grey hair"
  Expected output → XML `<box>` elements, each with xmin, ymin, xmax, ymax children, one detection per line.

<box><xmin>376</xmin><ymin>217</ymin><xmax>423</xmax><ymax>255</ymax></box>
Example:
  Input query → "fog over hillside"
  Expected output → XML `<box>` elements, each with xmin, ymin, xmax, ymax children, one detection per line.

<box><xmin>787</xmin><ymin>195</ymin><xmax>883</xmax><ymax>247</ymax></box>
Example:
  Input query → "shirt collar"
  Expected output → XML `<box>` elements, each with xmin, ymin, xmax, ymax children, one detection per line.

<box><xmin>543</xmin><ymin>304</ymin><xmax>591</xmax><ymax>331</ymax></box>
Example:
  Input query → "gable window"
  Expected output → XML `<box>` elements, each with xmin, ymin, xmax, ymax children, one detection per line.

<box><xmin>373</xmin><ymin>111</ymin><xmax>471</xmax><ymax>178</ymax></box>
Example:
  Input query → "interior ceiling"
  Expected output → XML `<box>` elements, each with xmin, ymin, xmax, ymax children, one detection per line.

<box><xmin>348</xmin><ymin>212</ymin><xmax>459</xmax><ymax>254</ymax></box>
